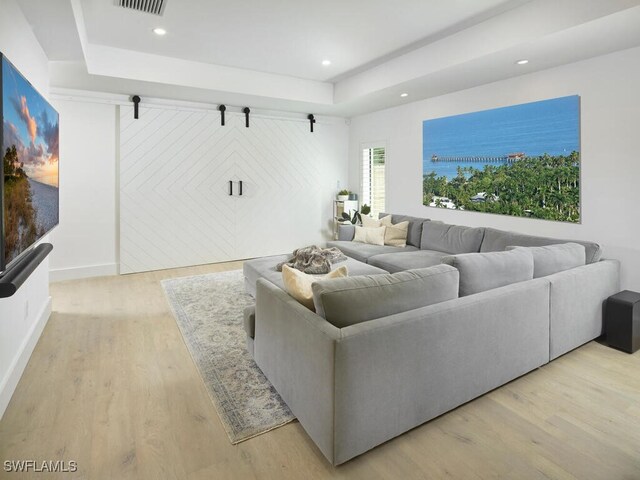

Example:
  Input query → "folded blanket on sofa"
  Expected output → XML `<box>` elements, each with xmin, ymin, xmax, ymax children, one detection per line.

<box><xmin>276</xmin><ymin>245</ymin><xmax>347</xmax><ymax>274</ymax></box>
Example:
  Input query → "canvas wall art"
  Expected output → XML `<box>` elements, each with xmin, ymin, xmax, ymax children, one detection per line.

<box><xmin>422</xmin><ymin>95</ymin><xmax>580</xmax><ymax>222</ymax></box>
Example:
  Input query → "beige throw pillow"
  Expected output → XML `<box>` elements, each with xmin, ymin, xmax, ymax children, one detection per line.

<box><xmin>282</xmin><ymin>265</ymin><xmax>348</xmax><ymax>311</ymax></box>
<box><xmin>361</xmin><ymin>215</ymin><xmax>393</xmax><ymax>228</ymax></box>
<box><xmin>384</xmin><ymin>221</ymin><xmax>409</xmax><ymax>247</ymax></box>
<box><xmin>353</xmin><ymin>226</ymin><xmax>386</xmax><ymax>246</ymax></box>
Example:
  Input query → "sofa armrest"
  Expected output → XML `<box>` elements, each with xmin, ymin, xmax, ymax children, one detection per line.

<box><xmin>337</xmin><ymin>223</ymin><xmax>355</xmax><ymax>241</ymax></box>
<box><xmin>331</xmin><ymin>278</ymin><xmax>551</xmax><ymax>464</ymax></box>
<box><xmin>546</xmin><ymin>259</ymin><xmax>620</xmax><ymax>359</ymax></box>
<box><xmin>253</xmin><ymin>279</ymin><xmax>341</xmax><ymax>463</ymax></box>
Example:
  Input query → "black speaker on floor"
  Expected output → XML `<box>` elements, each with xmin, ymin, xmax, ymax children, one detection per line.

<box><xmin>605</xmin><ymin>290</ymin><xmax>640</xmax><ymax>354</ymax></box>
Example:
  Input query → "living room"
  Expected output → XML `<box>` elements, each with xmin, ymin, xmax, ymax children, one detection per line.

<box><xmin>1</xmin><ymin>0</ymin><xmax>640</xmax><ymax>478</ymax></box>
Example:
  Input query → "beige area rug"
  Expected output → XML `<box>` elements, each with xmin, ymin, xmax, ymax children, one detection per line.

<box><xmin>161</xmin><ymin>269</ymin><xmax>295</xmax><ymax>444</ymax></box>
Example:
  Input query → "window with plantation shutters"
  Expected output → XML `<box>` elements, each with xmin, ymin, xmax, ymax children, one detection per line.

<box><xmin>362</xmin><ymin>145</ymin><xmax>386</xmax><ymax>217</ymax></box>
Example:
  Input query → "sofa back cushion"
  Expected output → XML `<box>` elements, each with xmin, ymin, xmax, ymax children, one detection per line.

<box><xmin>506</xmin><ymin>243</ymin><xmax>586</xmax><ymax>278</ymax></box>
<box><xmin>421</xmin><ymin>222</ymin><xmax>485</xmax><ymax>254</ymax></box>
<box><xmin>312</xmin><ymin>264</ymin><xmax>459</xmax><ymax>328</ymax></box>
<box><xmin>380</xmin><ymin>213</ymin><xmax>428</xmax><ymax>248</ymax></box>
<box><xmin>442</xmin><ymin>249</ymin><xmax>534</xmax><ymax>296</ymax></box>
<box><xmin>480</xmin><ymin>227</ymin><xmax>602</xmax><ymax>264</ymax></box>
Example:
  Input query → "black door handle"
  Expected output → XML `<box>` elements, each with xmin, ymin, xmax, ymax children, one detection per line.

<box><xmin>229</xmin><ymin>180</ymin><xmax>233</xmax><ymax>196</ymax></box>
<box><xmin>239</xmin><ymin>181</ymin><xmax>243</xmax><ymax>196</ymax></box>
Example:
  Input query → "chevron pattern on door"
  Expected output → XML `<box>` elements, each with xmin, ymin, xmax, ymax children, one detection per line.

<box><xmin>119</xmin><ymin>105</ymin><xmax>346</xmax><ymax>274</ymax></box>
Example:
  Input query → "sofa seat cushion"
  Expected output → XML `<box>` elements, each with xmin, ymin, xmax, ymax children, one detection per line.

<box><xmin>506</xmin><ymin>243</ymin><xmax>586</xmax><ymax>278</ymax></box>
<box><xmin>480</xmin><ymin>227</ymin><xmax>602</xmax><ymax>264</ymax></box>
<box><xmin>311</xmin><ymin>265</ymin><xmax>459</xmax><ymax>328</ymax></box>
<box><xmin>368</xmin><ymin>250</ymin><xmax>449</xmax><ymax>273</ymax></box>
<box><xmin>421</xmin><ymin>221</ymin><xmax>485</xmax><ymax>254</ymax></box>
<box><xmin>326</xmin><ymin>241</ymin><xmax>418</xmax><ymax>263</ymax></box>
<box><xmin>243</xmin><ymin>254</ymin><xmax>388</xmax><ymax>297</ymax></box>
<box><xmin>380</xmin><ymin>213</ymin><xmax>429</xmax><ymax>248</ymax></box>
<box><xmin>442</xmin><ymin>248</ymin><xmax>534</xmax><ymax>296</ymax></box>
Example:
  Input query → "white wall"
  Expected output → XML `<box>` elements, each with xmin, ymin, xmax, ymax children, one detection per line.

<box><xmin>49</xmin><ymin>100</ymin><xmax>117</xmax><ymax>281</ymax></box>
<box><xmin>0</xmin><ymin>0</ymin><xmax>52</xmax><ymax>418</ymax></box>
<box><xmin>348</xmin><ymin>46</ymin><xmax>640</xmax><ymax>291</ymax></box>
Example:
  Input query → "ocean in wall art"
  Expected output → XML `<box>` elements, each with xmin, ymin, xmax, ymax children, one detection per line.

<box><xmin>422</xmin><ymin>95</ymin><xmax>580</xmax><ymax>222</ymax></box>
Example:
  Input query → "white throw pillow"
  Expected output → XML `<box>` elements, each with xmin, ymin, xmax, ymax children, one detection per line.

<box><xmin>282</xmin><ymin>265</ymin><xmax>348</xmax><ymax>311</ymax></box>
<box><xmin>361</xmin><ymin>215</ymin><xmax>393</xmax><ymax>228</ymax></box>
<box><xmin>384</xmin><ymin>221</ymin><xmax>409</xmax><ymax>247</ymax></box>
<box><xmin>353</xmin><ymin>226</ymin><xmax>386</xmax><ymax>246</ymax></box>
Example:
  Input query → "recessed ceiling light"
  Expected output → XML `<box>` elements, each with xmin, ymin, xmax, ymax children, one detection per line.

<box><xmin>516</xmin><ymin>59</ymin><xmax>529</xmax><ymax>65</ymax></box>
<box><xmin>400</xmin><ymin>93</ymin><xmax>409</xmax><ymax>97</ymax></box>
<box><xmin>321</xmin><ymin>59</ymin><xmax>331</xmax><ymax>66</ymax></box>
<box><xmin>153</xmin><ymin>27</ymin><xmax>167</xmax><ymax>36</ymax></box>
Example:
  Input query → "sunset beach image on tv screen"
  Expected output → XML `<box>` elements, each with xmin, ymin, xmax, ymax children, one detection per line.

<box><xmin>2</xmin><ymin>54</ymin><xmax>59</xmax><ymax>269</ymax></box>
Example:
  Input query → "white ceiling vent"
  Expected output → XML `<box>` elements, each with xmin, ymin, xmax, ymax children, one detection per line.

<box><xmin>116</xmin><ymin>0</ymin><xmax>167</xmax><ymax>16</ymax></box>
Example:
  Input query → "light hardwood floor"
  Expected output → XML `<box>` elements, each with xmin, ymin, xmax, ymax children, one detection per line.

<box><xmin>1</xmin><ymin>261</ymin><xmax>640</xmax><ymax>479</ymax></box>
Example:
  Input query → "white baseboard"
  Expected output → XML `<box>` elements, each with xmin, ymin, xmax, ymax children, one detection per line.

<box><xmin>0</xmin><ymin>296</ymin><xmax>52</xmax><ymax>420</ymax></box>
<box><xmin>50</xmin><ymin>263</ymin><xmax>118</xmax><ymax>282</ymax></box>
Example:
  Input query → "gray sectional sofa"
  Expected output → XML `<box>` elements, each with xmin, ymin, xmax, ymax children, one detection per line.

<box><xmin>242</xmin><ymin>213</ymin><xmax>620</xmax><ymax>466</ymax></box>
<box><xmin>331</xmin><ymin>213</ymin><xmax>603</xmax><ymax>272</ymax></box>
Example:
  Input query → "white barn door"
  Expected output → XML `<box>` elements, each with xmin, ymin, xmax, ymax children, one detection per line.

<box><xmin>119</xmin><ymin>104</ymin><xmax>343</xmax><ymax>274</ymax></box>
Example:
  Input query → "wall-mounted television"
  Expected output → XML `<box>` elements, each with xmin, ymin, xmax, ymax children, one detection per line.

<box><xmin>1</xmin><ymin>52</ymin><xmax>59</xmax><ymax>274</ymax></box>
